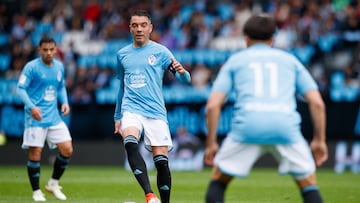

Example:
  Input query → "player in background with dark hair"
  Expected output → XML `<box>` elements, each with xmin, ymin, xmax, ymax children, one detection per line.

<box><xmin>17</xmin><ymin>36</ymin><xmax>73</xmax><ymax>201</ymax></box>
<box><xmin>204</xmin><ymin>14</ymin><xmax>328</xmax><ymax>203</ymax></box>
<box><xmin>114</xmin><ymin>9</ymin><xmax>191</xmax><ymax>203</ymax></box>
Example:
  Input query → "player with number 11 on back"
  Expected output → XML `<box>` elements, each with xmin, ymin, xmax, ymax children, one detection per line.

<box><xmin>204</xmin><ymin>14</ymin><xmax>328</xmax><ymax>203</ymax></box>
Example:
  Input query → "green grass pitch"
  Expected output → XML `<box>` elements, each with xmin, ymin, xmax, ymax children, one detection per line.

<box><xmin>0</xmin><ymin>165</ymin><xmax>359</xmax><ymax>203</ymax></box>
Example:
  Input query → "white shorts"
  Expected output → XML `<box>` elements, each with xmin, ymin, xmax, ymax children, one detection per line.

<box><xmin>215</xmin><ymin>136</ymin><xmax>316</xmax><ymax>180</ymax></box>
<box><xmin>121</xmin><ymin>112</ymin><xmax>172</xmax><ymax>151</ymax></box>
<box><xmin>22</xmin><ymin>122</ymin><xmax>72</xmax><ymax>150</ymax></box>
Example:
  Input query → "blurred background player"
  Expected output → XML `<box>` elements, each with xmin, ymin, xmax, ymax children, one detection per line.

<box><xmin>17</xmin><ymin>36</ymin><xmax>73</xmax><ymax>201</ymax></box>
<box><xmin>113</xmin><ymin>10</ymin><xmax>191</xmax><ymax>203</ymax></box>
<box><xmin>204</xmin><ymin>14</ymin><xmax>328</xmax><ymax>203</ymax></box>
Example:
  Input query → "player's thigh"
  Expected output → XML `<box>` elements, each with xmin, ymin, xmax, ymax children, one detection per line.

<box><xmin>152</xmin><ymin>146</ymin><xmax>169</xmax><ymax>156</ymax></box>
<box><xmin>215</xmin><ymin>137</ymin><xmax>262</xmax><ymax>177</ymax></box>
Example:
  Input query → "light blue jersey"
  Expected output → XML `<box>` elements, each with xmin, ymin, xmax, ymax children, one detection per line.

<box><xmin>17</xmin><ymin>58</ymin><xmax>68</xmax><ymax>128</ymax></box>
<box><xmin>114</xmin><ymin>41</ymin><xmax>190</xmax><ymax>122</ymax></box>
<box><xmin>212</xmin><ymin>44</ymin><xmax>318</xmax><ymax>144</ymax></box>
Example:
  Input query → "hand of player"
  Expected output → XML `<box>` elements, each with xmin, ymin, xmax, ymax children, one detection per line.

<box><xmin>114</xmin><ymin>120</ymin><xmax>122</xmax><ymax>135</ymax></box>
<box><xmin>171</xmin><ymin>58</ymin><xmax>186</xmax><ymax>74</ymax></box>
<box><xmin>30</xmin><ymin>107</ymin><xmax>42</xmax><ymax>121</ymax></box>
<box><xmin>61</xmin><ymin>104</ymin><xmax>70</xmax><ymax>116</ymax></box>
<box><xmin>204</xmin><ymin>142</ymin><xmax>219</xmax><ymax>166</ymax></box>
<box><xmin>310</xmin><ymin>139</ymin><xmax>328</xmax><ymax>167</ymax></box>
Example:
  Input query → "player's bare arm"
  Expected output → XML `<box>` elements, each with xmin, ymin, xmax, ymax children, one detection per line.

<box><xmin>205</xmin><ymin>92</ymin><xmax>227</xmax><ymax>166</ymax></box>
<box><xmin>305</xmin><ymin>90</ymin><xmax>328</xmax><ymax>167</ymax></box>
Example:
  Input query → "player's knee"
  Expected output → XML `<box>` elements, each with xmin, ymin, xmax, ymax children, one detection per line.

<box><xmin>62</xmin><ymin>146</ymin><xmax>73</xmax><ymax>157</ymax></box>
<box><xmin>28</xmin><ymin>148</ymin><xmax>42</xmax><ymax>161</ymax></box>
<box><xmin>28</xmin><ymin>154</ymin><xmax>41</xmax><ymax>161</ymax></box>
<box><xmin>296</xmin><ymin>173</ymin><xmax>317</xmax><ymax>189</ymax></box>
<box><xmin>58</xmin><ymin>143</ymin><xmax>73</xmax><ymax>157</ymax></box>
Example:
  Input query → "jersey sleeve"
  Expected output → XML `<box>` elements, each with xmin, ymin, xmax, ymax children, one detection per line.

<box><xmin>294</xmin><ymin>59</ymin><xmax>318</xmax><ymax>95</ymax></box>
<box><xmin>16</xmin><ymin>63</ymin><xmax>35</xmax><ymax>110</ymax></box>
<box><xmin>161</xmin><ymin>46</ymin><xmax>174</xmax><ymax>69</ymax></box>
<box><xmin>116</xmin><ymin>51</ymin><xmax>124</xmax><ymax>80</ymax></box>
<box><xmin>211</xmin><ymin>59</ymin><xmax>233</xmax><ymax>94</ymax></box>
<box><xmin>114</xmin><ymin>51</ymin><xmax>125</xmax><ymax>121</ymax></box>
<box><xmin>58</xmin><ymin>64</ymin><xmax>69</xmax><ymax>105</ymax></box>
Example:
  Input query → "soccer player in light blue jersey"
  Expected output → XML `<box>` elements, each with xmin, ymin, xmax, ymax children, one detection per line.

<box><xmin>113</xmin><ymin>10</ymin><xmax>191</xmax><ymax>203</ymax></box>
<box><xmin>204</xmin><ymin>15</ymin><xmax>328</xmax><ymax>203</ymax></box>
<box><xmin>17</xmin><ymin>36</ymin><xmax>73</xmax><ymax>202</ymax></box>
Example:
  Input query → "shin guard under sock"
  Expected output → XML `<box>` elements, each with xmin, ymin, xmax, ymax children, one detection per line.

<box><xmin>124</xmin><ymin>136</ymin><xmax>152</xmax><ymax>194</ymax></box>
<box><xmin>27</xmin><ymin>160</ymin><xmax>40</xmax><ymax>191</ymax></box>
<box><xmin>301</xmin><ymin>185</ymin><xmax>323</xmax><ymax>203</ymax></box>
<box><xmin>52</xmin><ymin>154</ymin><xmax>70</xmax><ymax>180</ymax></box>
<box><xmin>154</xmin><ymin>155</ymin><xmax>171</xmax><ymax>203</ymax></box>
<box><xmin>205</xmin><ymin>180</ymin><xmax>227</xmax><ymax>203</ymax></box>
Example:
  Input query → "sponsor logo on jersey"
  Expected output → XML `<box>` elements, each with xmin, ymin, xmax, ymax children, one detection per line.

<box><xmin>148</xmin><ymin>54</ymin><xmax>156</xmax><ymax>65</ymax></box>
<box><xmin>129</xmin><ymin>69</ymin><xmax>147</xmax><ymax>88</ymax></box>
<box><xmin>44</xmin><ymin>85</ymin><xmax>56</xmax><ymax>101</ymax></box>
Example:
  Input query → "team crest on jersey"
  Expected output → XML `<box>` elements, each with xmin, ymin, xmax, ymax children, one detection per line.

<box><xmin>57</xmin><ymin>71</ymin><xmax>62</xmax><ymax>82</ymax></box>
<box><xmin>148</xmin><ymin>55</ymin><xmax>156</xmax><ymax>65</ymax></box>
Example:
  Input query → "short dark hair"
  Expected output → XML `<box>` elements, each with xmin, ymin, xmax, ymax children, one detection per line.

<box><xmin>130</xmin><ymin>9</ymin><xmax>151</xmax><ymax>21</ymax></box>
<box><xmin>39</xmin><ymin>35</ymin><xmax>56</xmax><ymax>46</ymax></box>
<box><xmin>243</xmin><ymin>14</ymin><xmax>276</xmax><ymax>40</ymax></box>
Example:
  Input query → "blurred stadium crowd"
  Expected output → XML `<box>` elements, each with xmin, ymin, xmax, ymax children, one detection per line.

<box><xmin>0</xmin><ymin>0</ymin><xmax>359</xmax><ymax>105</ymax></box>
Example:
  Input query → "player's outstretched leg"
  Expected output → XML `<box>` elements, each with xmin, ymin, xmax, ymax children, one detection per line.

<box><xmin>123</xmin><ymin>135</ymin><xmax>154</xmax><ymax>198</ymax></box>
